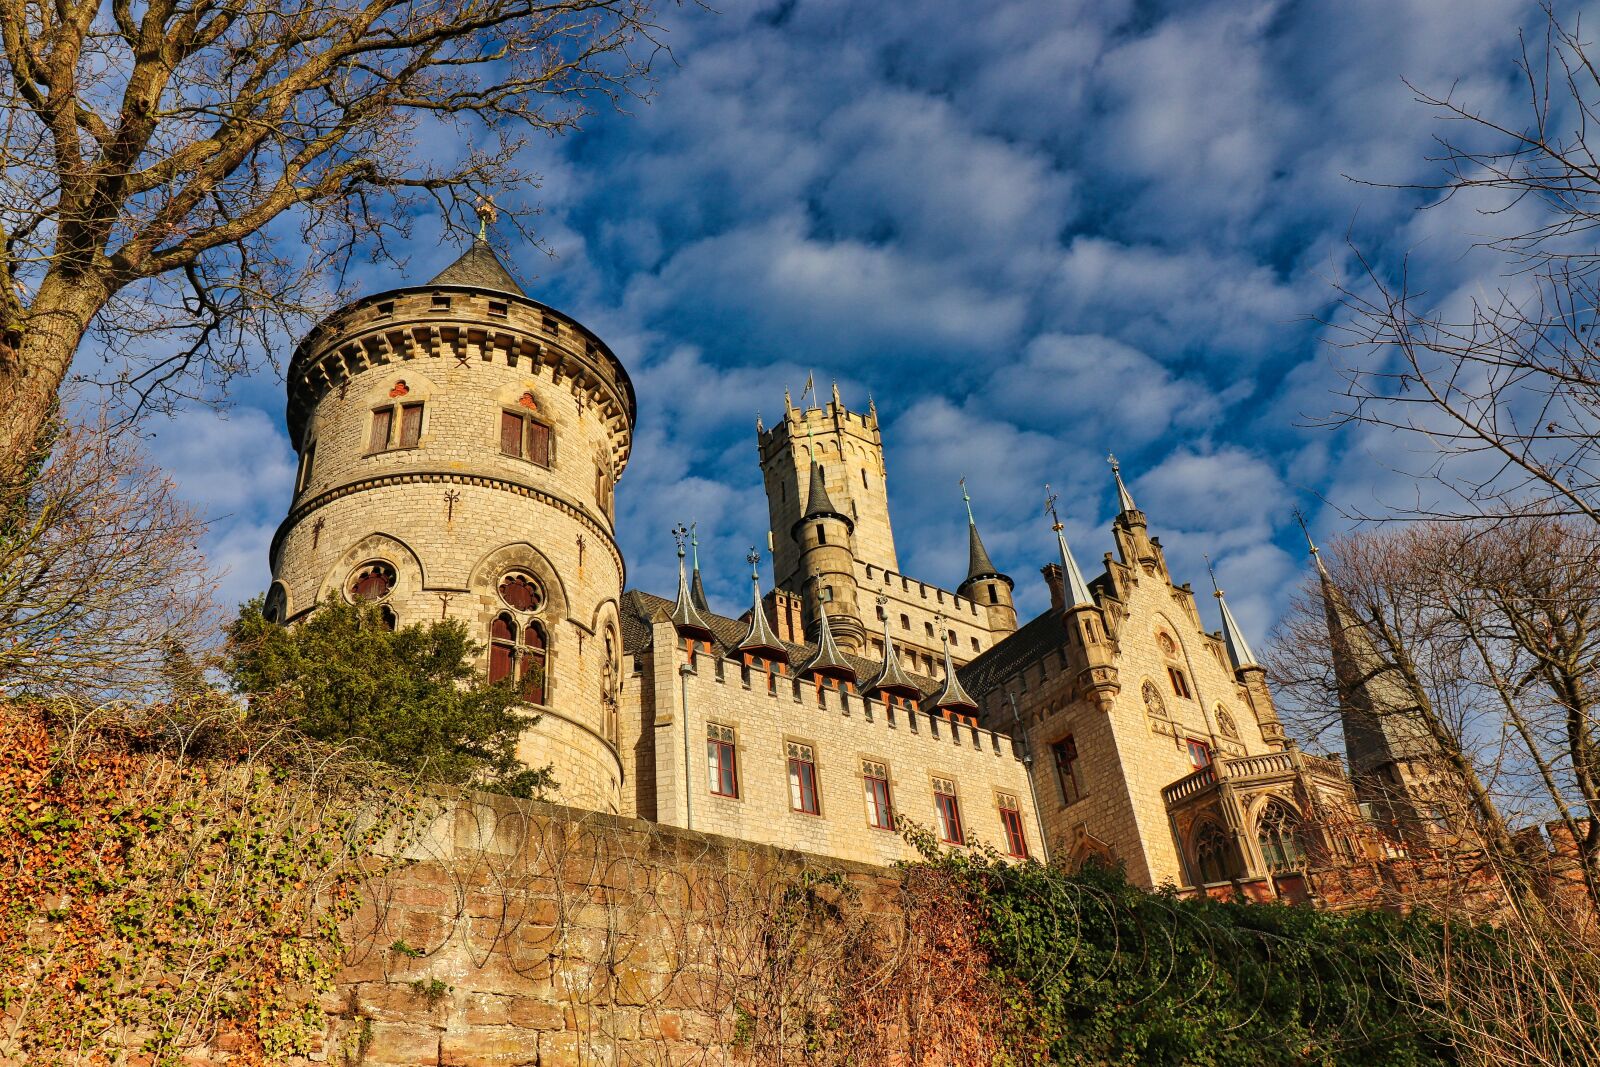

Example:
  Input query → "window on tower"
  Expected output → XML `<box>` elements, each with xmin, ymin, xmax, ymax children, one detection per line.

<box><xmin>500</xmin><ymin>409</ymin><xmax>552</xmax><ymax>466</ymax></box>
<box><xmin>369</xmin><ymin>402</ymin><xmax>425</xmax><ymax>453</ymax></box>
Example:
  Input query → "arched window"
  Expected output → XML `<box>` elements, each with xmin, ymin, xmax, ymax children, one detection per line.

<box><xmin>1257</xmin><ymin>801</ymin><xmax>1306</xmax><ymax>872</ymax></box>
<box><xmin>490</xmin><ymin>613</ymin><xmax>517</xmax><ymax>684</ymax></box>
<box><xmin>499</xmin><ymin>573</ymin><xmax>543</xmax><ymax>612</ymax></box>
<box><xmin>378</xmin><ymin>606</ymin><xmax>398</xmax><ymax>631</ymax></box>
<box><xmin>899</xmin><ymin>613</ymin><xmax>910</xmax><ymax>630</ymax></box>
<box><xmin>521</xmin><ymin>622</ymin><xmax>548</xmax><ymax>705</ymax></box>
<box><xmin>1194</xmin><ymin>822</ymin><xmax>1236</xmax><ymax>884</ymax></box>
<box><xmin>350</xmin><ymin>561</ymin><xmax>396</xmax><ymax>601</ymax></box>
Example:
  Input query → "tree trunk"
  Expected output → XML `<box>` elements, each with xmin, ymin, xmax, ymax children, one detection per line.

<box><xmin>0</xmin><ymin>273</ymin><xmax>109</xmax><ymax>494</ymax></box>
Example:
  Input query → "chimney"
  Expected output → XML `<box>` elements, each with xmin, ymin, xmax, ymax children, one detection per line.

<box><xmin>764</xmin><ymin>588</ymin><xmax>806</xmax><ymax>643</ymax></box>
<box><xmin>1041</xmin><ymin>563</ymin><xmax>1066</xmax><ymax>613</ymax></box>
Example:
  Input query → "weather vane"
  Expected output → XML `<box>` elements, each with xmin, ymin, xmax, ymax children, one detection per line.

<box><xmin>1044</xmin><ymin>484</ymin><xmax>1062</xmax><ymax>531</ymax></box>
<box><xmin>746</xmin><ymin>546</ymin><xmax>761</xmax><ymax>578</ymax></box>
<box><xmin>1204</xmin><ymin>553</ymin><xmax>1223</xmax><ymax>598</ymax></box>
<box><xmin>672</xmin><ymin>523</ymin><xmax>688</xmax><ymax>556</ymax></box>
<box><xmin>473</xmin><ymin>195</ymin><xmax>498</xmax><ymax>240</ymax></box>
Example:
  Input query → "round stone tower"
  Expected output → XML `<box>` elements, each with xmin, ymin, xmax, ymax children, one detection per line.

<box><xmin>266</xmin><ymin>239</ymin><xmax>635</xmax><ymax>812</ymax></box>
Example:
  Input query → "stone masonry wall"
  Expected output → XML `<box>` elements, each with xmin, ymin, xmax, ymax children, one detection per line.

<box><xmin>325</xmin><ymin>795</ymin><xmax>906</xmax><ymax>1066</ymax></box>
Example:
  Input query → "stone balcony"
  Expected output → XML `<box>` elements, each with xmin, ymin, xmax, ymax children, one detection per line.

<box><xmin>1162</xmin><ymin>745</ymin><xmax>1360</xmax><ymax>896</ymax></box>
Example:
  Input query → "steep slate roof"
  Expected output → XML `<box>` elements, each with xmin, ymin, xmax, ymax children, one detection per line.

<box><xmin>928</xmin><ymin>634</ymin><xmax>979</xmax><ymax>711</ymax></box>
<box><xmin>668</xmin><ymin>555</ymin><xmax>715</xmax><ymax>636</ymax></box>
<box><xmin>864</xmin><ymin>626</ymin><xmax>920</xmax><ymax>694</ymax></box>
<box><xmin>962</xmin><ymin>521</ymin><xmax>1009</xmax><ymax>586</ymax></box>
<box><xmin>619</xmin><ymin>590</ymin><xmax>945</xmax><ymax>696</ymax></box>
<box><xmin>956</xmin><ymin>607</ymin><xmax>1068</xmax><ymax>704</ymax></box>
<box><xmin>737</xmin><ymin>578</ymin><xmax>788</xmax><ymax>660</ymax></box>
<box><xmin>799</xmin><ymin>462</ymin><xmax>852</xmax><ymax>528</ymax></box>
<box><xmin>429</xmin><ymin>239</ymin><xmax>525</xmax><ymax>296</ymax></box>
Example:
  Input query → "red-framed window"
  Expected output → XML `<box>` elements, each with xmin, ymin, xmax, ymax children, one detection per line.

<box><xmin>1187</xmin><ymin>737</ymin><xmax>1213</xmax><ymax>770</ymax></box>
<box><xmin>997</xmin><ymin>793</ymin><xmax>1029</xmax><ymax>859</ymax></box>
<box><xmin>1053</xmin><ymin>736</ymin><xmax>1082</xmax><ymax>805</ymax></box>
<box><xmin>707</xmin><ymin>723</ymin><xmax>739</xmax><ymax>798</ymax></box>
<box><xmin>863</xmin><ymin>760</ymin><xmax>893</xmax><ymax>830</ymax></box>
<box><xmin>933</xmin><ymin>777</ymin><xmax>963</xmax><ymax>844</ymax></box>
<box><xmin>787</xmin><ymin>742</ymin><xmax>820</xmax><ymax>815</ymax></box>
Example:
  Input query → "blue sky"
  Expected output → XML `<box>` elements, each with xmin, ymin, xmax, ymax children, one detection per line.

<box><xmin>133</xmin><ymin>0</ymin><xmax>1552</xmax><ymax>646</ymax></box>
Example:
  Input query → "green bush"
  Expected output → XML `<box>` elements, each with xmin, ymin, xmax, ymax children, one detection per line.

<box><xmin>227</xmin><ymin>597</ymin><xmax>554</xmax><ymax>795</ymax></box>
<box><xmin>927</xmin><ymin>848</ymin><xmax>1458</xmax><ymax>1066</ymax></box>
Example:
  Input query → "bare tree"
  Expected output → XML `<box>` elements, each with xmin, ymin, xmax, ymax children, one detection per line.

<box><xmin>1330</xmin><ymin>6</ymin><xmax>1600</xmax><ymax>528</ymax></box>
<box><xmin>1267</xmin><ymin>519</ymin><xmax>1600</xmax><ymax>913</ymax></box>
<box><xmin>0</xmin><ymin>414</ymin><xmax>216</xmax><ymax>701</ymax></box>
<box><xmin>0</xmin><ymin>0</ymin><xmax>664</xmax><ymax>494</ymax></box>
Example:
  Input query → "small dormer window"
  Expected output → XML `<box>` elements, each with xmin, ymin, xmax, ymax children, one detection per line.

<box><xmin>542</xmin><ymin>313</ymin><xmax>560</xmax><ymax>333</ymax></box>
<box><xmin>488</xmin><ymin>300</ymin><xmax>508</xmax><ymax>318</ymax></box>
<box><xmin>376</xmin><ymin>301</ymin><xmax>394</xmax><ymax>317</ymax></box>
<box><xmin>431</xmin><ymin>294</ymin><xmax>451</xmax><ymax>310</ymax></box>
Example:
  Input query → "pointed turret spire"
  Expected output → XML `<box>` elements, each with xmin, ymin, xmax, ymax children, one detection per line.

<box><xmin>1206</xmin><ymin>555</ymin><xmax>1258</xmax><ymax>670</ymax></box>
<box><xmin>669</xmin><ymin>524</ymin><xmax>714</xmax><ymax>636</ymax></box>
<box><xmin>1045</xmin><ymin>485</ymin><xmax>1094</xmax><ymax>608</ymax></box>
<box><xmin>1295</xmin><ymin>509</ymin><xmax>1331</xmax><ymax>579</ymax></box>
<box><xmin>801</xmin><ymin>459</ymin><xmax>852</xmax><ymax>528</ymax></box>
<box><xmin>959</xmin><ymin>479</ymin><xmax>1008</xmax><ymax>585</ymax></box>
<box><xmin>929</xmin><ymin>617</ymin><xmax>978</xmax><ymax>713</ymax></box>
<box><xmin>1108</xmin><ymin>452</ymin><xmax>1137</xmax><ymax>514</ymax></box>
<box><xmin>866</xmin><ymin>595</ymin><xmax>921</xmax><ymax>696</ymax></box>
<box><xmin>800</xmin><ymin>596</ymin><xmax>854</xmax><ymax>678</ymax></box>
<box><xmin>689</xmin><ymin>523</ymin><xmax>709</xmax><ymax>612</ymax></box>
<box><xmin>737</xmin><ymin>548</ymin><xmax>787</xmax><ymax>661</ymax></box>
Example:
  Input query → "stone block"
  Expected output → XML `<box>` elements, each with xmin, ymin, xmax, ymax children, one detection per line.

<box><xmin>504</xmin><ymin>997</ymin><xmax>567</xmax><ymax>1031</ymax></box>
<box><xmin>362</xmin><ymin>1022</ymin><xmax>440</xmax><ymax>1065</ymax></box>
<box><xmin>438</xmin><ymin>1026</ymin><xmax>538</xmax><ymax>1066</ymax></box>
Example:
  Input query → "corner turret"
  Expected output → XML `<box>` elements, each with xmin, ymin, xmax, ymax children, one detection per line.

<box><xmin>1206</xmin><ymin>557</ymin><xmax>1285</xmax><ymax>749</ymax></box>
<box><xmin>955</xmin><ymin>480</ymin><xmax>1018</xmax><ymax>635</ymax></box>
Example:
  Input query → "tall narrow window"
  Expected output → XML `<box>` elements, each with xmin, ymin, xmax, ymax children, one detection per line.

<box><xmin>863</xmin><ymin>760</ymin><xmax>893</xmax><ymax>829</ymax></box>
<box><xmin>1053</xmin><ymin>736</ymin><xmax>1082</xmax><ymax>805</ymax></box>
<box><xmin>295</xmin><ymin>440</ymin><xmax>316</xmax><ymax>493</ymax></box>
<box><xmin>500</xmin><ymin>411</ymin><xmax>523</xmax><ymax>456</ymax></box>
<box><xmin>398</xmin><ymin>402</ymin><xmax>423</xmax><ymax>447</ymax></box>
<box><xmin>526</xmin><ymin>420</ymin><xmax>550</xmax><ymax>465</ymax></box>
<box><xmin>707</xmin><ymin>723</ymin><xmax>738</xmax><ymax>798</ymax></box>
<box><xmin>1186</xmin><ymin>738</ymin><xmax>1213</xmax><ymax>770</ymax></box>
<box><xmin>1194</xmin><ymin>822</ymin><xmax>1235</xmax><ymax>884</ymax></box>
<box><xmin>369</xmin><ymin>407</ymin><xmax>393</xmax><ymax>452</ymax></box>
<box><xmin>489</xmin><ymin>613</ymin><xmax>517</xmax><ymax>684</ymax></box>
<box><xmin>787</xmin><ymin>742</ymin><xmax>819</xmax><ymax>815</ymax></box>
<box><xmin>933</xmin><ymin>777</ymin><xmax>963</xmax><ymax>845</ymax></box>
<box><xmin>1257</xmin><ymin>801</ymin><xmax>1306</xmax><ymax>871</ymax></box>
<box><xmin>1167</xmin><ymin>666</ymin><xmax>1192</xmax><ymax>699</ymax></box>
<box><xmin>997</xmin><ymin>793</ymin><xmax>1029</xmax><ymax>859</ymax></box>
<box><xmin>521</xmin><ymin>622</ymin><xmax>547</xmax><ymax>705</ymax></box>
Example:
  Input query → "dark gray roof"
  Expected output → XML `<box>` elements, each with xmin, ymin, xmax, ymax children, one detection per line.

<box><xmin>865</xmin><ymin>631</ymin><xmax>920</xmax><ymax>694</ymax></box>
<box><xmin>799</xmin><ymin>462</ymin><xmax>852</xmax><ymax>530</ymax></box>
<box><xmin>429</xmin><ymin>239</ymin><xmax>525</xmax><ymax>296</ymax></box>
<box><xmin>737</xmin><ymin>579</ymin><xmax>788</xmax><ymax>660</ymax></box>
<box><xmin>690</xmin><ymin>567</ymin><xmax>710</xmax><ymax>613</ymax></box>
<box><xmin>960</xmin><ymin>521</ymin><xmax>1010</xmax><ymax>589</ymax></box>
<box><xmin>929</xmin><ymin>637</ymin><xmax>979</xmax><ymax>711</ymax></box>
<box><xmin>668</xmin><ymin>557</ymin><xmax>715</xmax><ymax>635</ymax></box>
<box><xmin>957</xmin><ymin>606</ymin><xmax>1069</xmax><ymax>704</ymax></box>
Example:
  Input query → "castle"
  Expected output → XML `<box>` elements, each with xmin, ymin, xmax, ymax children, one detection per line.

<box><xmin>265</xmin><ymin>238</ymin><xmax>1471</xmax><ymax>900</ymax></box>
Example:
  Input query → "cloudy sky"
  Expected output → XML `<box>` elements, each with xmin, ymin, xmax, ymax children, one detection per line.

<box><xmin>131</xmin><ymin>0</ymin><xmax>1553</xmax><ymax>645</ymax></box>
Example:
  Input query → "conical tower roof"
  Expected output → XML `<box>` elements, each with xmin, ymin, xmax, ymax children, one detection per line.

<box><xmin>737</xmin><ymin>553</ymin><xmax>787</xmax><ymax>661</ymax></box>
<box><xmin>429</xmin><ymin>238</ymin><xmax>525</xmax><ymax>296</ymax></box>
<box><xmin>799</xmin><ymin>461</ymin><xmax>853</xmax><ymax>530</ymax></box>
<box><xmin>929</xmin><ymin>627</ymin><xmax>978</xmax><ymax>712</ymax></box>
<box><xmin>866</xmin><ymin>606</ymin><xmax>921</xmax><ymax>696</ymax></box>
<box><xmin>958</xmin><ymin>482</ymin><xmax>1011</xmax><ymax>591</ymax></box>
<box><xmin>1045</xmin><ymin>485</ymin><xmax>1094</xmax><ymax>609</ymax></box>
<box><xmin>689</xmin><ymin>525</ymin><xmax>709</xmax><ymax>612</ymax></box>
<box><xmin>800</xmin><ymin>604</ymin><xmax>855</xmax><ymax>678</ymax></box>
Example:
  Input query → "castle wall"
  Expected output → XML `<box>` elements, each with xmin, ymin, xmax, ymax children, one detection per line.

<box><xmin>628</xmin><ymin>622</ymin><xmax>1042</xmax><ymax>866</ymax></box>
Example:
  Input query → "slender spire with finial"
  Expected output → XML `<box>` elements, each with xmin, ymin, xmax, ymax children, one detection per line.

<box><xmin>832</xmin><ymin>379</ymin><xmax>842</xmax><ymax>408</ymax></box>
<box><xmin>669</xmin><ymin>523</ymin><xmax>714</xmax><ymax>635</ymax></box>
<box><xmin>737</xmin><ymin>547</ymin><xmax>787</xmax><ymax>660</ymax></box>
<box><xmin>866</xmin><ymin>594</ymin><xmax>920</xmax><ymax>695</ymax></box>
<box><xmin>1206</xmin><ymin>553</ymin><xmax>1259</xmax><ymax>670</ymax></box>
<box><xmin>1108</xmin><ymin>452</ymin><xmax>1137</xmax><ymax>514</ymax></box>
<box><xmin>958</xmin><ymin>478</ymin><xmax>1009</xmax><ymax>590</ymax></box>
<box><xmin>689</xmin><ymin>522</ymin><xmax>709</xmax><ymax>612</ymax></box>
<box><xmin>929</xmin><ymin>614</ymin><xmax>978</xmax><ymax>712</ymax></box>
<box><xmin>1045</xmin><ymin>484</ymin><xmax>1094</xmax><ymax>608</ymax></box>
